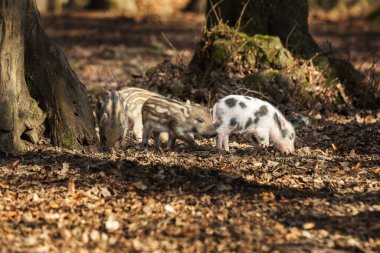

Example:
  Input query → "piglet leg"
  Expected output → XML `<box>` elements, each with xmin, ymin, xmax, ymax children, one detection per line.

<box><xmin>133</xmin><ymin>117</ymin><xmax>144</xmax><ymax>142</ymax></box>
<box><xmin>142</xmin><ymin>121</ymin><xmax>152</xmax><ymax>148</ymax></box>
<box><xmin>165</xmin><ymin>132</ymin><xmax>176</xmax><ymax>150</ymax></box>
<box><xmin>181</xmin><ymin>133</ymin><xmax>199</xmax><ymax>150</ymax></box>
<box><xmin>221</xmin><ymin>133</ymin><xmax>230</xmax><ymax>151</ymax></box>
<box><xmin>254</xmin><ymin>127</ymin><xmax>270</xmax><ymax>147</ymax></box>
<box><xmin>216</xmin><ymin>134</ymin><xmax>223</xmax><ymax>150</ymax></box>
<box><xmin>152</xmin><ymin>131</ymin><xmax>161</xmax><ymax>150</ymax></box>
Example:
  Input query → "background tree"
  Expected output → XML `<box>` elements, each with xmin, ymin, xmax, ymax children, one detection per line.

<box><xmin>190</xmin><ymin>0</ymin><xmax>375</xmax><ymax>107</ymax></box>
<box><xmin>88</xmin><ymin>0</ymin><xmax>138</xmax><ymax>12</ymax></box>
<box><xmin>0</xmin><ymin>0</ymin><xmax>97</xmax><ymax>154</ymax></box>
<box><xmin>183</xmin><ymin>0</ymin><xmax>206</xmax><ymax>13</ymax></box>
<box><xmin>66</xmin><ymin>0</ymin><xmax>92</xmax><ymax>10</ymax></box>
<box><xmin>36</xmin><ymin>0</ymin><xmax>63</xmax><ymax>13</ymax></box>
<box><xmin>205</xmin><ymin>0</ymin><xmax>321</xmax><ymax>61</ymax></box>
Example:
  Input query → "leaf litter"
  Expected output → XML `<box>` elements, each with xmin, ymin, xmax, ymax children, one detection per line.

<box><xmin>1</xmin><ymin>10</ymin><xmax>380</xmax><ymax>253</ymax></box>
<box><xmin>1</xmin><ymin>113</ymin><xmax>379</xmax><ymax>252</ymax></box>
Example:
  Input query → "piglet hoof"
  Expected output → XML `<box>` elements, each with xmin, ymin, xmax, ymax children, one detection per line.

<box><xmin>164</xmin><ymin>147</ymin><xmax>173</xmax><ymax>152</ymax></box>
<box><xmin>137</xmin><ymin>142</ymin><xmax>148</xmax><ymax>151</ymax></box>
<box><xmin>156</xmin><ymin>147</ymin><xmax>167</xmax><ymax>154</ymax></box>
<box><xmin>191</xmin><ymin>145</ymin><xmax>206</xmax><ymax>152</ymax></box>
<box><xmin>217</xmin><ymin>148</ymin><xmax>231</xmax><ymax>155</ymax></box>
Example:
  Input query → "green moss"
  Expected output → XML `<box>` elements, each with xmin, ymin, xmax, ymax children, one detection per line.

<box><xmin>211</xmin><ymin>39</ymin><xmax>231</xmax><ymax>66</ymax></box>
<box><xmin>369</xmin><ymin>8</ymin><xmax>380</xmax><ymax>23</ymax></box>
<box><xmin>126</xmin><ymin>80</ymin><xmax>139</xmax><ymax>87</ymax></box>
<box><xmin>252</xmin><ymin>34</ymin><xmax>293</xmax><ymax>68</ymax></box>
<box><xmin>146</xmin><ymin>67</ymin><xmax>158</xmax><ymax>78</ymax></box>
<box><xmin>264</xmin><ymin>69</ymin><xmax>280</xmax><ymax>79</ymax></box>
<box><xmin>313</xmin><ymin>56</ymin><xmax>340</xmax><ymax>87</ymax></box>
<box><xmin>59</xmin><ymin>131</ymin><xmax>77</xmax><ymax>149</ymax></box>
<box><xmin>205</xmin><ymin>24</ymin><xmax>293</xmax><ymax>70</ymax></box>
<box><xmin>86</xmin><ymin>88</ymin><xmax>98</xmax><ymax>94</ymax></box>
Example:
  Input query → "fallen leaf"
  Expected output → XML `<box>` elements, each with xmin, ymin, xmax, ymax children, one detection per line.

<box><xmin>105</xmin><ymin>217</ymin><xmax>120</xmax><ymax>233</ymax></box>
<box><xmin>49</xmin><ymin>202</ymin><xmax>60</xmax><ymax>209</ymax></box>
<box><xmin>303</xmin><ymin>222</ymin><xmax>315</xmax><ymax>230</ymax></box>
<box><xmin>164</xmin><ymin>204</ymin><xmax>175</xmax><ymax>213</ymax></box>
<box><xmin>100</xmin><ymin>187</ymin><xmax>111</xmax><ymax>197</ymax></box>
<box><xmin>132</xmin><ymin>181</ymin><xmax>147</xmax><ymax>190</ymax></box>
<box><xmin>68</xmin><ymin>176</ymin><xmax>75</xmax><ymax>195</ymax></box>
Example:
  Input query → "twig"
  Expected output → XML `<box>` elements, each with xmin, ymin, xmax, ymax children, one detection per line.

<box><xmin>105</xmin><ymin>67</ymin><xmax>125</xmax><ymax>89</ymax></box>
<box><xmin>285</xmin><ymin>23</ymin><xmax>297</xmax><ymax>50</ymax></box>
<box><xmin>205</xmin><ymin>0</ymin><xmax>225</xmax><ymax>27</ymax></box>
<box><xmin>336</xmin><ymin>82</ymin><xmax>354</xmax><ymax>109</ymax></box>
<box><xmin>161</xmin><ymin>32</ymin><xmax>184</xmax><ymax>66</ymax></box>
<box><xmin>233</xmin><ymin>86</ymin><xmax>273</xmax><ymax>102</ymax></box>
<box><xmin>236</xmin><ymin>0</ymin><xmax>251</xmax><ymax>31</ymax></box>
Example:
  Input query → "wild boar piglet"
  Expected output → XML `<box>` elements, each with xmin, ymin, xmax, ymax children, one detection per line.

<box><xmin>142</xmin><ymin>96</ymin><xmax>216</xmax><ymax>150</ymax></box>
<box><xmin>213</xmin><ymin>95</ymin><xmax>295</xmax><ymax>154</ymax></box>
<box><xmin>118</xmin><ymin>87</ymin><xmax>163</xmax><ymax>141</ymax></box>
<box><xmin>96</xmin><ymin>90</ymin><xmax>128</xmax><ymax>150</ymax></box>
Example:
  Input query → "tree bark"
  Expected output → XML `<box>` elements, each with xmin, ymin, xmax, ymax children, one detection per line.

<box><xmin>24</xmin><ymin>0</ymin><xmax>97</xmax><ymax>149</ymax></box>
<box><xmin>183</xmin><ymin>0</ymin><xmax>206</xmax><ymax>13</ymax></box>
<box><xmin>67</xmin><ymin>0</ymin><xmax>92</xmax><ymax>10</ymax></box>
<box><xmin>0</xmin><ymin>0</ymin><xmax>46</xmax><ymax>154</ymax></box>
<box><xmin>189</xmin><ymin>0</ymin><xmax>375</xmax><ymax>107</ymax></box>
<box><xmin>206</xmin><ymin>0</ymin><xmax>320</xmax><ymax>58</ymax></box>
<box><xmin>0</xmin><ymin>0</ymin><xmax>98</xmax><ymax>153</ymax></box>
<box><xmin>89</xmin><ymin>0</ymin><xmax>138</xmax><ymax>12</ymax></box>
<box><xmin>48</xmin><ymin>0</ymin><xmax>63</xmax><ymax>14</ymax></box>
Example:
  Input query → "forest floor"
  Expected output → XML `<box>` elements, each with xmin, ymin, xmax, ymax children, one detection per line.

<box><xmin>0</xmin><ymin>11</ymin><xmax>379</xmax><ymax>253</ymax></box>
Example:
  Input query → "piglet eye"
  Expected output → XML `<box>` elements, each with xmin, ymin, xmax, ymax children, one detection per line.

<box><xmin>289</xmin><ymin>134</ymin><xmax>294</xmax><ymax>140</ymax></box>
<box><xmin>196</xmin><ymin>118</ymin><xmax>204</xmax><ymax>123</ymax></box>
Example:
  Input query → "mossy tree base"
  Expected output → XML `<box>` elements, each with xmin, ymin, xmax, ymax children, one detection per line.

<box><xmin>189</xmin><ymin>0</ymin><xmax>378</xmax><ymax>108</ymax></box>
<box><xmin>0</xmin><ymin>0</ymin><xmax>98</xmax><ymax>153</ymax></box>
<box><xmin>189</xmin><ymin>23</ymin><xmax>350</xmax><ymax>109</ymax></box>
<box><xmin>0</xmin><ymin>1</ymin><xmax>46</xmax><ymax>154</ymax></box>
<box><xmin>25</xmin><ymin>0</ymin><xmax>98</xmax><ymax>149</ymax></box>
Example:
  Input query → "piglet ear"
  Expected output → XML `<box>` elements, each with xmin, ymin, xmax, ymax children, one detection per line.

<box><xmin>183</xmin><ymin>107</ymin><xmax>191</xmax><ymax>118</ymax></box>
<box><xmin>274</xmin><ymin>113</ymin><xmax>286</xmax><ymax>130</ymax></box>
<box><xmin>95</xmin><ymin>99</ymin><xmax>104</xmax><ymax>120</ymax></box>
<box><xmin>100</xmin><ymin>113</ymin><xmax>108</xmax><ymax>126</ymax></box>
<box><xmin>184</xmin><ymin>102</ymin><xmax>192</xmax><ymax>118</ymax></box>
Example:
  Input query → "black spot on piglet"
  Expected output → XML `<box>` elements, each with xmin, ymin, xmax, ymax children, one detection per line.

<box><xmin>274</xmin><ymin>113</ymin><xmax>287</xmax><ymax>138</ymax></box>
<box><xmin>274</xmin><ymin>113</ymin><xmax>281</xmax><ymax>129</ymax></box>
<box><xmin>239</xmin><ymin>102</ymin><xmax>247</xmax><ymax>108</ymax></box>
<box><xmin>245</xmin><ymin>117</ymin><xmax>253</xmax><ymax>129</ymax></box>
<box><xmin>230</xmin><ymin>117</ymin><xmax>237</xmax><ymax>126</ymax></box>
<box><xmin>214</xmin><ymin>121</ymin><xmax>222</xmax><ymax>128</ymax></box>
<box><xmin>254</xmin><ymin>105</ymin><xmax>268</xmax><ymax>117</ymax></box>
<box><xmin>225</xmin><ymin>98</ymin><xmax>237</xmax><ymax>108</ymax></box>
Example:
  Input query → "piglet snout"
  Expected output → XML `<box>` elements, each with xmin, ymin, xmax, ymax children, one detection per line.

<box><xmin>276</xmin><ymin>144</ymin><xmax>295</xmax><ymax>154</ymax></box>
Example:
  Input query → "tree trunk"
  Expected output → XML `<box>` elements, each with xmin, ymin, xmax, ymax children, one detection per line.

<box><xmin>67</xmin><ymin>0</ymin><xmax>92</xmax><ymax>10</ymax></box>
<box><xmin>0</xmin><ymin>0</ymin><xmax>98</xmax><ymax>153</ymax></box>
<box><xmin>0</xmin><ymin>0</ymin><xmax>46</xmax><ymax>154</ymax></box>
<box><xmin>206</xmin><ymin>0</ymin><xmax>320</xmax><ymax>58</ymax></box>
<box><xmin>183</xmin><ymin>0</ymin><xmax>206</xmax><ymax>13</ymax></box>
<box><xmin>48</xmin><ymin>0</ymin><xmax>63</xmax><ymax>14</ymax></box>
<box><xmin>89</xmin><ymin>0</ymin><xmax>138</xmax><ymax>12</ymax></box>
<box><xmin>36</xmin><ymin>0</ymin><xmax>49</xmax><ymax>13</ymax></box>
<box><xmin>24</xmin><ymin>0</ymin><xmax>97</xmax><ymax>149</ymax></box>
<box><xmin>189</xmin><ymin>0</ymin><xmax>374</xmax><ymax>107</ymax></box>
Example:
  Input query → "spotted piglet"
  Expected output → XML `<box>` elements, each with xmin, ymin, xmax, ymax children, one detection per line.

<box><xmin>212</xmin><ymin>95</ymin><xmax>295</xmax><ymax>154</ymax></box>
